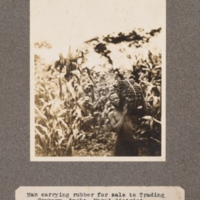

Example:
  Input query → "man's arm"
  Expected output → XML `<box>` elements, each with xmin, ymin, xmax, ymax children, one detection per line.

<box><xmin>108</xmin><ymin>105</ymin><xmax>127</xmax><ymax>132</ymax></box>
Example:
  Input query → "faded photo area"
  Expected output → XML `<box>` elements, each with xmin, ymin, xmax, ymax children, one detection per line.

<box><xmin>31</xmin><ymin>0</ymin><xmax>166</xmax><ymax>161</ymax></box>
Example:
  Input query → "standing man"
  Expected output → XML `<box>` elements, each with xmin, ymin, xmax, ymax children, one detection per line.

<box><xmin>108</xmin><ymin>92</ymin><xmax>142</xmax><ymax>156</ymax></box>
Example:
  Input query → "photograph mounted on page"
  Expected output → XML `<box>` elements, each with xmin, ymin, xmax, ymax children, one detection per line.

<box><xmin>30</xmin><ymin>0</ymin><xmax>166</xmax><ymax>161</ymax></box>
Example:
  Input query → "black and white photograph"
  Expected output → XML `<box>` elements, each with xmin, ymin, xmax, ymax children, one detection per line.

<box><xmin>30</xmin><ymin>0</ymin><xmax>166</xmax><ymax>161</ymax></box>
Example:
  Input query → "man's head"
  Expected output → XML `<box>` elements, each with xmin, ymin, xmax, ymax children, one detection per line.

<box><xmin>109</xmin><ymin>92</ymin><xmax>120</xmax><ymax>107</ymax></box>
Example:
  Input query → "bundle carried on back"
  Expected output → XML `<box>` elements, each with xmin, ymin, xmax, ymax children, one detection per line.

<box><xmin>116</xmin><ymin>79</ymin><xmax>145</xmax><ymax>116</ymax></box>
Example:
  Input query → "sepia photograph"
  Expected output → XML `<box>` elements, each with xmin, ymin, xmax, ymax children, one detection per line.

<box><xmin>30</xmin><ymin>0</ymin><xmax>166</xmax><ymax>161</ymax></box>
